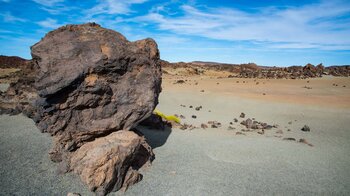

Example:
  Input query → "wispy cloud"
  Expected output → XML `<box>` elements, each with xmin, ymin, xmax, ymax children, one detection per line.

<box><xmin>85</xmin><ymin>0</ymin><xmax>148</xmax><ymax>17</ymax></box>
<box><xmin>37</xmin><ymin>18</ymin><xmax>63</xmax><ymax>29</ymax></box>
<box><xmin>32</xmin><ymin>0</ymin><xmax>64</xmax><ymax>7</ymax></box>
<box><xmin>134</xmin><ymin>0</ymin><xmax>350</xmax><ymax>50</ymax></box>
<box><xmin>0</xmin><ymin>12</ymin><xmax>26</xmax><ymax>23</ymax></box>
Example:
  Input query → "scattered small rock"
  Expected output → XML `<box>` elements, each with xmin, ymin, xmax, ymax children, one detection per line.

<box><xmin>227</xmin><ymin>126</ymin><xmax>235</xmax><ymax>130</ymax></box>
<box><xmin>301</xmin><ymin>125</ymin><xmax>310</xmax><ymax>132</ymax></box>
<box><xmin>303</xmin><ymin>86</ymin><xmax>312</xmax><ymax>89</ymax></box>
<box><xmin>235</xmin><ymin>132</ymin><xmax>246</xmax><ymax>135</ymax></box>
<box><xmin>287</xmin><ymin>129</ymin><xmax>291</xmax><ymax>131</ymax></box>
<box><xmin>200</xmin><ymin>90</ymin><xmax>205</xmax><ymax>92</ymax></box>
<box><xmin>288</xmin><ymin>121</ymin><xmax>292</xmax><ymax>125</ymax></box>
<box><xmin>208</xmin><ymin>121</ymin><xmax>221</xmax><ymax>128</ymax></box>
<box><xmin>283</xmin><ymin>137</ymin><xmax>296</xmax><ymax>141</ymax></box>
<box><xmin>241</xmin><ymin>118</ymin><xmax>253</xmax><ymax>129</ymax></box>
<box><xmin>275</xmin><ymin>130</ymin><xmax>283</xmax><ymax>134</ymax></box>
<box><xmin>299</xmin><ymin>138</ymin><xmax>314</xmax><ymax>147</ymax></box>
<box><xmin>239</xmin><ymin>112</ymin><xmax>245</xmax><ymax>118</ymax></box>
<box><xmin>201</xmin><ymin>123</ymin><xmax>208</xmax><ymax>129</ymax></box>
<box><xmin>233</xmin><ymin>118</ymin><xmax>238</xmax><ymax>123</ymax></box>
<box><xmin>191</xmin><ymin>115</ymin><xmax>197</xmax><ymax>119</ymax></box>
<box><xmin>174</xmin><ymin>80</ymin><xmax>185</xmax><ymax>84</ymax></box>
<box><xmin>195</xmin><ymin>106</ymin><xmax>202</xmax><ymax>111</ymax></box>
<box><xmin>180</xmin><ymin>104</ymin><xmax>186</xmax><ymax>107</ymax></box>
<box><xmin>189</xmin><ymin>105</ymin><xmax>193</xmax><ymax>108</ymax></box>
<box><xmin>180</xmin><ymin>123</ymin><xmax>196</xmax><ymax>130</ymax></box>
<box><xmin>262</xmin><ymin>93</ymin><xmax>266</xmax><ymax>95</ymax></box>
<box><xmin>179</xmin><ymin>115</ymin><xmax>186</xmax><ymax>119</ymax></box>
<box><xmin>257</xmin><ymin>129</ymin><xmax>265</xmax><ymax>135</ymax></box>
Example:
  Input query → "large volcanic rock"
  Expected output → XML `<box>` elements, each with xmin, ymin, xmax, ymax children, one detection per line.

<box><xmin>30</xmin><ymin>23</ymin><xmax>161</xmax><ymax>195</ymax></box>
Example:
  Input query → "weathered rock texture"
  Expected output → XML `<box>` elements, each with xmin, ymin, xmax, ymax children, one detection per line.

<box><xmin>30</xmin><ymin>23</ymin><xmax>161</xmax><ymax>195</ymax></box>
<box><xmin>70</xmin><ymin>130</ymin><xmax>153</xmax><ymax>195</ymax></box>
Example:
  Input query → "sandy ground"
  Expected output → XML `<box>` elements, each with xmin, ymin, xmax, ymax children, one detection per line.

<box><xmin>1</xmin><ymin>76</ymin><xmax>350</xmax><ymax>195</ymax></box>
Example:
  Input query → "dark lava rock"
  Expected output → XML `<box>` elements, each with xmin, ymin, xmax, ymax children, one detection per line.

<box><xmin>195</xmin><ymin>106</ymin><xmax>202</xmax><ymax>111</ymax></box>
<box><xmin>180</xmin><ymin>123</ymin><xmax>196</xmax><ymax>130</ymax></box>
<box><xmin>30</xmin><ymin>23</ymin><xmax>161</xmax><ymax>195</ymax></box>
<box><xmin>239</xmin><ymin>112</ymin><xmax>245</xmax><ymax>118</ymax></box>
<box><xmin>233</xmin><ymin>118</ymin><xmax>238</xmax><ymax>123</ymax></box>
<box><xmin>283</xmin><ymin>137</ymin><xmax>296</xmax><ymax>141</ymax></box>
<box><xmin>192</xmin><ymin>115</ymin><xmax>197</xmax><ymax>119</ymax></box>
<box><xmin>208</xmin><ymin>121</ymin><xmax>221</xmax><ymax>128</ymax></box>
<box><xmin>227</xmin><ymin>126</ymin><xmax>235</xmax><ymax>130</ymax></box>
<box><xmin>241</xmin><ymin>118</ymin><xmax>253</xmax><ymax>129</ymax></box>
<box><xmin>174</xmin><ymin>79</ymin><xmax>185</xmax><ymax>84</ymax></box>
<box><xmin>301</xmin><ymin>125</ymin><xmax>310</xmax><ymax>132</ymax></box>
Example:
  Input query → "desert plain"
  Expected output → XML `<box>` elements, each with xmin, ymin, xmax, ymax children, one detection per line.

<box><xmin>1</xmin><ymin>74</ymin><xmax>350</xmax><ymax>195</ymax></box>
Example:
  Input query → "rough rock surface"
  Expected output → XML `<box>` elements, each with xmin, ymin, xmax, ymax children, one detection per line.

<box><xmin>30</xmin><ymin>23</ymin><xmax>161</xmax><ymax>194</ymax></box>
<box><xmin>70</xmin><ymin>130</ymin><xmax>153</xmax><ymax>195</ymax></box>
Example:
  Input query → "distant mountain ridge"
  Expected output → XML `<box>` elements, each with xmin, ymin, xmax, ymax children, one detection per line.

<box><xmin>161</xmin><ymin>60</ymin><xmax>350</xmax><ymax>78</ymax></box>
<box><xmin>0</xmin><ymin>55</ymin><xmax>349</xmax><ymax>79</ymax></box>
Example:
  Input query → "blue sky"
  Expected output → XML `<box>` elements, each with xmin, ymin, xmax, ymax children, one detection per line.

<box><xmin>0</xmin><ymin>0</ymin><xmax>350</xmax><ymax>66</ymax></box>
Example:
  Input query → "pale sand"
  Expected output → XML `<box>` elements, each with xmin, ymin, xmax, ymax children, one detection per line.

<box><xmin>1</xmin><ymin>77</ymin><xmax>350</xmax><ymax>195</ymax></box>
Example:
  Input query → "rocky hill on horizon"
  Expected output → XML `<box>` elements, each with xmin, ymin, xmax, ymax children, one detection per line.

<box><xmin>1</xmin><ymin>55</ymin><xmax>349</xmax><ymax>80</ymax></box>
<box><xmin>161</xmin><ymin>60</ymin><xmax>350</xmax><ymax>79</ymax></box>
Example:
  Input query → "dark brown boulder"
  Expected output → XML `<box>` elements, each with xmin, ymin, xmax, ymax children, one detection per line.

<box><xmin>30</xmin><ymin>23</ymin><xmax>161</xmax><ymax>194</ymax></box>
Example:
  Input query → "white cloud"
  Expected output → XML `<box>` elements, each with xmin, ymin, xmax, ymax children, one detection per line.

<box><xmin>134</xmin><ymin>0</ymin><xmax>350</xmax><ymax>50</ymax></box>
<box><xmin>32</xmin><ymin>0</ymin><xmax>64</xmax><ymax>7</ymax></box>
<box><xmin>37</xmin><ymin>18</ymin><xmax>63</xmax><ymax>29</ymax></box>
<box><xmin>1</xmin><ymin>12</ymin><xmax>26</xmax><ymax>23</ymax></box>
<box><xmin>85</xmin><ymin>0</ymin><xmax>148</xmax><ymax>17</ymax></box>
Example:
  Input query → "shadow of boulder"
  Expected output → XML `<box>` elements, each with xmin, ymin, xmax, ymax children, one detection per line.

<box><xmin>135</xmin><ymin>125</ymin><xmax>172</xmax><ymax>149</ymax></box>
